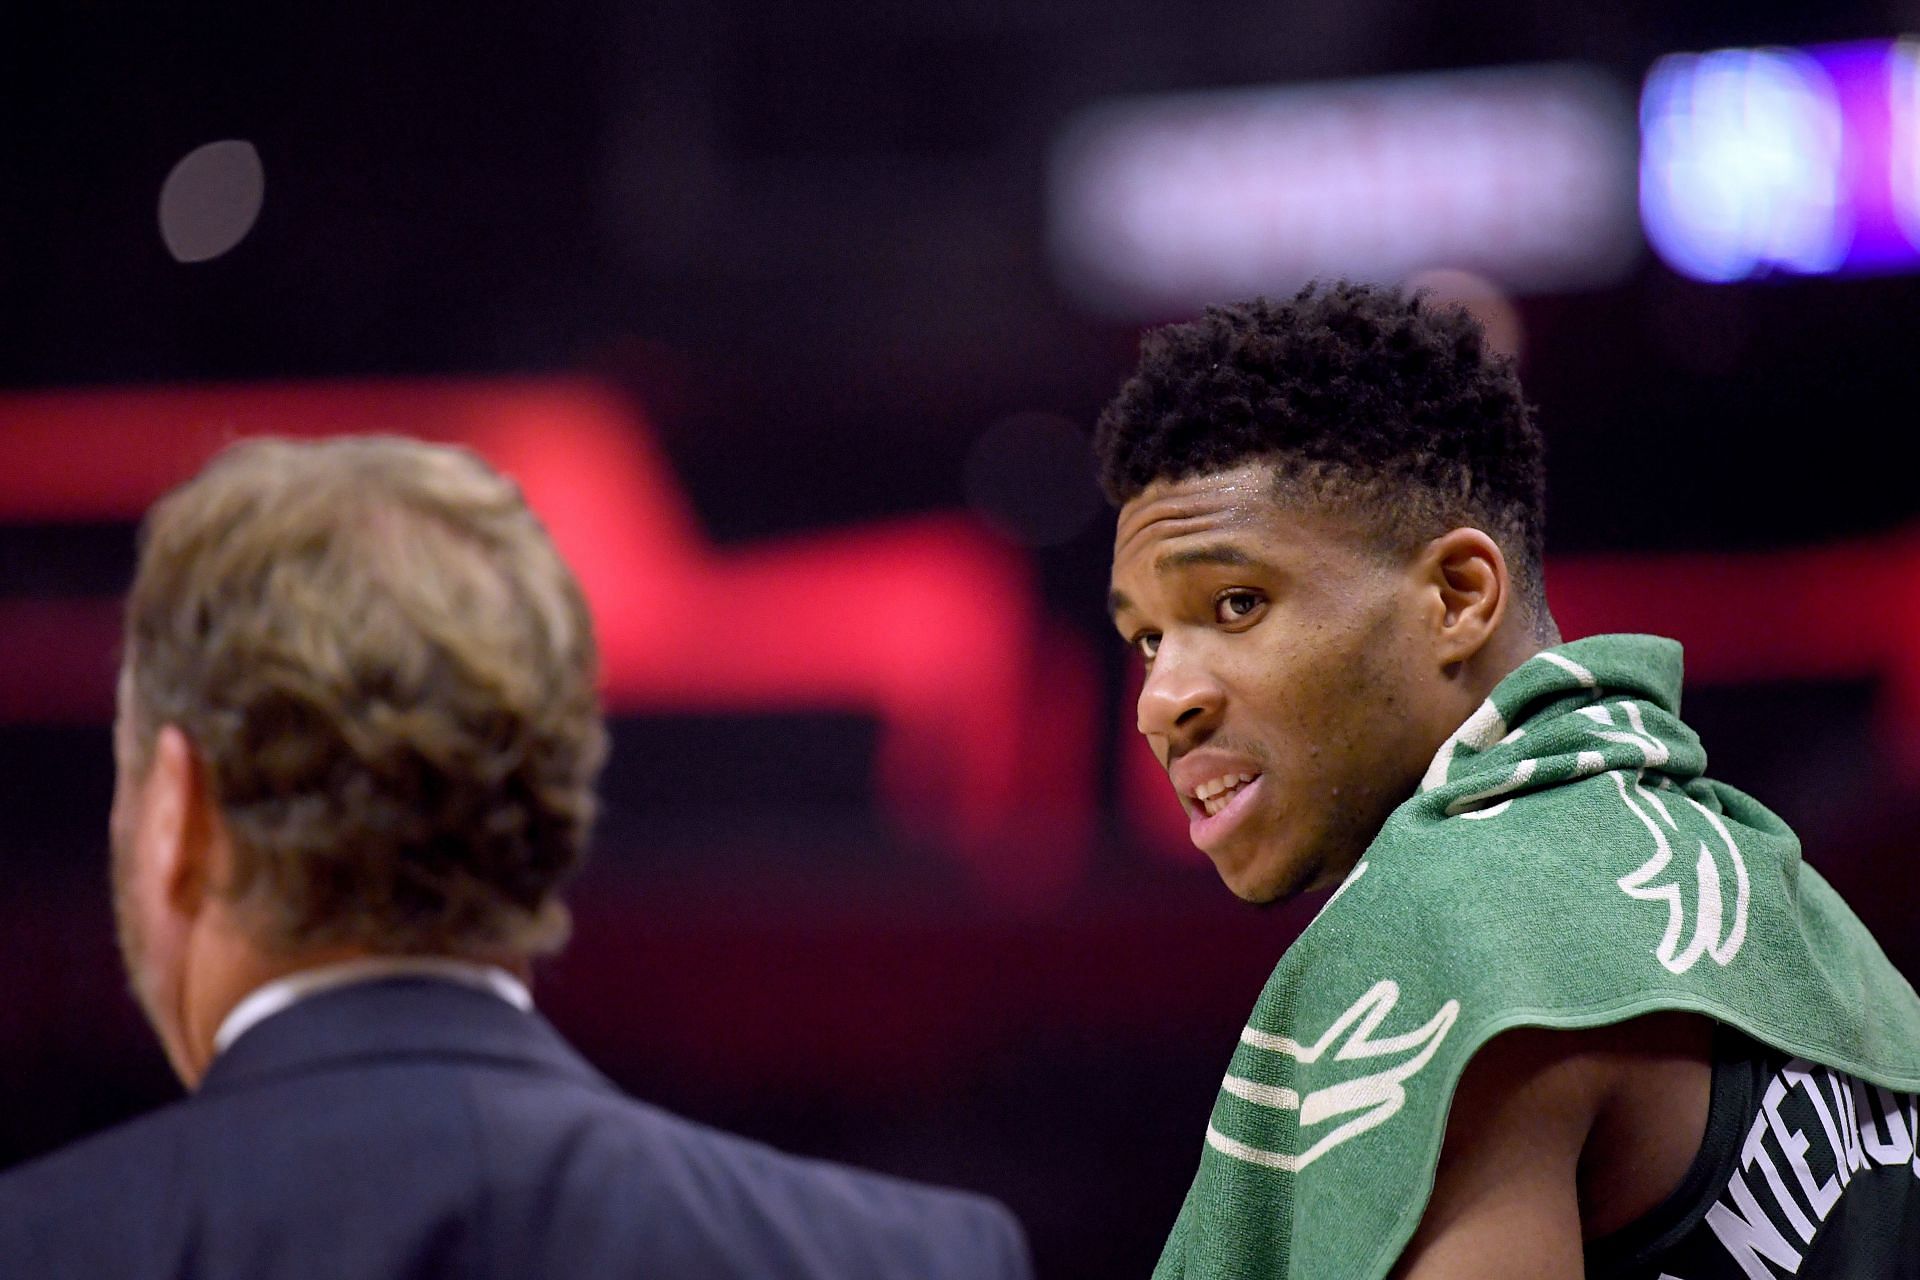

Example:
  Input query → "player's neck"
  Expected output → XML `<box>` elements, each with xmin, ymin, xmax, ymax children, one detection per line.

<box><xmin>1461</xmin><ymin>612</ymin><xmax>1558</xmax><ymax>708</ymax></box>
<box><xmin>1410</xmin><ymin>622</ymin><xmax>1552</xmax><ymax>775</ymax></box>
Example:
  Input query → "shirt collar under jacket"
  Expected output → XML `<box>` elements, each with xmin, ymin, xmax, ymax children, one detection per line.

<box><xmin>212</xmin><ymin>955</ymin><xmax>534</xmax><ymax>1057</ymax></box>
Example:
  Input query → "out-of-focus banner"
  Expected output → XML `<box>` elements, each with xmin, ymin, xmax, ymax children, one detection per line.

<box><xmin>1048</xmin><ymin>65</ymin><xmax>1639</xmax><ymax>316</ymax></box>
<box><xmin>1641</xmin><ymin>38</ymin><xmax>1920</xmax><ymax>282</ymax></box>
<box><xmin>0</xmin><ymin>382</ymin><xmax>1099</xmax><ymax>902</ymax></box>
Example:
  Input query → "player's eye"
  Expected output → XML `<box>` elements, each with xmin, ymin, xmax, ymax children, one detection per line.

<box><xmin>1133</xmin><ymin>632</ymin><xmax>1161</xmax><ymax>662</ymax></box>
<box><xmin>1214</xmin><ymin>590</ymin><xmax>1264</xmax><ymax>624</ymax></box>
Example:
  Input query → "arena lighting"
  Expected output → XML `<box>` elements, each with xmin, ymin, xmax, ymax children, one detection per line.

<box><xmin>1048</xmin><ymin>65</ymin><xmax>1639</xmax><ymax>316</ymax></box>
<box><xmin>1895</xmin><ymin>41</ymin><xmax>1920</xmax><ymax>252</ymax></box>
<box><xmin>1641</xmin><ymin>39</ymin><xmax>1920</xmax><ymax>282</ymax></box>
<box><xmin>158</xmin><ymin>139</ymin><xmax>265</xmax><ymax>264</ymax></box>
<box><xmin>0</xmin><ymin>382</ymin><xmax>1097</xmax><ymax>901</ymax></box>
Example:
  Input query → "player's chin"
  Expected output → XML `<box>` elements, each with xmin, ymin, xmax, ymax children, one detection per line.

<box><xmin>1212</xmin><ymin>840</ymin><xmax>1311</xmax><ymax>907</ymax></box>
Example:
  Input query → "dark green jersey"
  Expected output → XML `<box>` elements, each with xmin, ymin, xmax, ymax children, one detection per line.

<box><xmin>1590</xmin><ymin>1024</ymin><xmax>1920</xmax><ymax>1279</ymax></box>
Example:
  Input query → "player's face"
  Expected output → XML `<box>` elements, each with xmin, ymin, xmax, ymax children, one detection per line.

<box><xmin>1109</xmin><ymin>463</ymin><xmax>1442</xmax><ymax>903</ymax></box>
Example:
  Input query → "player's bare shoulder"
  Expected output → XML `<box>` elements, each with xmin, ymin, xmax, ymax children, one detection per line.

<box><xmin>1393</xmin><ymin>1014</ymin><xmax>1713</xmax><ymax>1280</ymax></box>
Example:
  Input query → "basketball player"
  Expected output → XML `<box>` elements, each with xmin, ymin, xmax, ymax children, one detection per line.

<box><xmin>1099</xmin><ymin>283</ymin><xmax>1920</xmax><ymax>1278</ymax></box>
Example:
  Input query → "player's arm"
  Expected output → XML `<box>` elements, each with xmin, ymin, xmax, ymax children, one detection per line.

<box><xmin>1389</xmin><ymin>1014</ymin><xmax>1712</xmax><ymax>1280</ymax></box>
<box><xmin>1388</xmin><ymin>1025</ymin><xmax>1599</xmax><ymax>1279</ymax></box>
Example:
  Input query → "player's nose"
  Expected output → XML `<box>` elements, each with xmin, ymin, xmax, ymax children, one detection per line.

<box><xmin>1137</xmin><ymin>638</ymin><xmax>1225</xmax><ymax>743</ymax></box>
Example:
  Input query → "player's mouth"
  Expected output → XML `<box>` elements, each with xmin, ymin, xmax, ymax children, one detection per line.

<box><xmin>1180</xmin><ymin>768</ymin><xmax>1266</xmax><ymax>852</ymax></box>
<box><xmin>1192</xmin><ymin>771</ymin><xmax>1256</xmax><ymax>816</ymax></box>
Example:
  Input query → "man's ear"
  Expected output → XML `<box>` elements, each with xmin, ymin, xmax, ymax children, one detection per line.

<box><xmin>144</xmin><ymin>725</ymin><xmax>224</xmax><ymax>919</ymax></box>
<box><xmin>1422</xmin><ymin>527</ymin><xmax>1509</xmax><ymax>668</ymax></box>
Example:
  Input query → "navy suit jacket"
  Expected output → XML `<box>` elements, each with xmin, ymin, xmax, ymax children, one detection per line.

<box><xmin>0</xmin><ymin>978</ymin><xmax>1033</xmax><ymax>1279</ymax></box>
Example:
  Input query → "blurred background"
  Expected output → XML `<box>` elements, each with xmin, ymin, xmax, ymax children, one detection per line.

<box><xmin>5</xmin><ymin>3</ymin><xmax>1920</xmax><ymax>1275</ymax></box>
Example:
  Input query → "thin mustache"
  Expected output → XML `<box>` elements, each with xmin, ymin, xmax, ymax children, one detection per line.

<box><xmin>1164</xmin><ymin>737</ymin><xmax>1272</xmax><ymax>774</ymax></box>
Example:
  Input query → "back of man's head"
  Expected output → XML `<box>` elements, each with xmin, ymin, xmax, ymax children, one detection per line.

<box><xmin>123</xmin><ymin>435</ymin><xmax>607</xmax><ymax>959</ymax></box>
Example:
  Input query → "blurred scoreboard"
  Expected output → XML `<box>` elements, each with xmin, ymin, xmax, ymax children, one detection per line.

<box><xmin>1051</xmin><ymin>36</ymin><xmax>1920</xmax><ymax>310</ymax></box>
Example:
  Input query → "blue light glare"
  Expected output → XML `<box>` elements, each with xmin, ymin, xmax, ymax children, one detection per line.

<box><xmin>1640</xmin><ymin>49</ymin><xmax>1847</xmax><ymax>282</ymax></box>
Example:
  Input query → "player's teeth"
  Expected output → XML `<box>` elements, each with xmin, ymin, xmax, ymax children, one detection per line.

<box><xmin>1204</xmin><ymin>774</ymin><xmax>1237</xmax><ymax>800</ymax></box>
<box><xmin>1194</xmin><ymin>772</ymin><xmax>1259</xmax><ymax>812</ymax></box>
<box><xmin>1201</xmin><ymin>777</ymin><xmax>1248</xmax><ymax>816</ymax></box>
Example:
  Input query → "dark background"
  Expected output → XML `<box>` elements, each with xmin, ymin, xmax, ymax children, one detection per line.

<box><xmin>5</xmin><ymin>4</ymin><xmax>1920</xmax><ymax>1276</ymax></box>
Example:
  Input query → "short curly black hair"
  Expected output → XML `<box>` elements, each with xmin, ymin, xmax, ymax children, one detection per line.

<box><xmin>1094</xmin><ymin>282</ymin><xmax>1548</xmax><ymax>621</ymax></box>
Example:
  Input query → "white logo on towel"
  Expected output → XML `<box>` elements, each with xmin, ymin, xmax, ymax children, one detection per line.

<box><xmin>1609</xmin><ymin>770</ymin><xmax>1749</xmax><ymax>974</ymax></box>
<box><xmin>1207</xmin><ymin>980</ymin><xmax>1460</xmax><ymax>1173</ymax></box>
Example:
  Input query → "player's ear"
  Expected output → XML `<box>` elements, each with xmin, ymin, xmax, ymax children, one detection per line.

<box><xmin>1420</xmin><ymin>527</ymin><xmax>1508</xmax><ymax>669</ymax></box>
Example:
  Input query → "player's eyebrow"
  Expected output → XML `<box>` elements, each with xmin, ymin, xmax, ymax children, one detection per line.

<box><xmin>1109</xmin><ymin>545</ymin><xmax>1276</xmax><ymax>621</ymax></box>
<box><xmin>1155</xmin><ymin>544</ymin><xmax>1271</xmax><ymax>574</ymax></box>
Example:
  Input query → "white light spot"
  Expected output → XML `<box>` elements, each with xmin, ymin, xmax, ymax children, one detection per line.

<box><xmin>1639</xmin><ymin>49</ymin><xmax>1846</xmax><ymax>282</ymax></box>
<box><xmin>1048</xmin><ymin>66</ymin><xmax>1639</xmax><ymax>316</ymax></box>
<box><xmin>158</xmin><ymin>140</ymin><xmax>265</xmax><ymax>264</ymax></box>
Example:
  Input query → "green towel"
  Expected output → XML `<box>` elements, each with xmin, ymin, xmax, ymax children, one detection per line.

<box><xmin>1153</xmin><ymin>633</ymin><xmax>1920</xmax><ymax>1279</ymax></box>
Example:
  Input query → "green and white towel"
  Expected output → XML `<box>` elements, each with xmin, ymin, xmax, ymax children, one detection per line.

<box><xmin>1153</xmin><ymin>633</ymin><xmax>1920</xmax><ymax>1279</ymax></box>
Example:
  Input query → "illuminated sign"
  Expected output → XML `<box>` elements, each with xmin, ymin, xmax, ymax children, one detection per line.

<box><xmin>1641</xmin><ymin>39</ymin><xmax>1920</xmax><ymax>281</ymax></box>
<box><xmin>1049</xmin><ymin>65</ymin><xmax>1639</xmax><ymax>315</ymax></box>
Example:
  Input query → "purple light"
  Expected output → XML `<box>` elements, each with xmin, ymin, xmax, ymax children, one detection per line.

<box><xmin>1890</xmin><ymin>41</ymin><xmax>1920</xmax><ymax>260</ymax></box>
<box><xmin>1819</xmin><ymin>41</ymin><xmax>1908</xmax><ymax>271</ymax></box>
<box><xmin>1641</xmin><ymin>39</ymin><xmax>1920</xmax><ymax>282</ymax></box>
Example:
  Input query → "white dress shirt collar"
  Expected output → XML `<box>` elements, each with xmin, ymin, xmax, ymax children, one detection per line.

<box><xmin>212</xmin><ymin>956</ymin><xmax>533</xmax><ymax>1057</ymax></box>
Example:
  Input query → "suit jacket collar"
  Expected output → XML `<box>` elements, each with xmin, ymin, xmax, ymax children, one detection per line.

<box><xmin>198</xmin><ymin>976</ymin><xmax>611</xmax><ymax>1097</ymax></box>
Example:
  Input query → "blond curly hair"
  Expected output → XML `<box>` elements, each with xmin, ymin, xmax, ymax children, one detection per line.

<box><xmin>124</xmin><ymin>435</ymin><xmax>607</xmax><ymax>956</ymax></box>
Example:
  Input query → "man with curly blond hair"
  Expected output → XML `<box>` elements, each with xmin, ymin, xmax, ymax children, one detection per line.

<box><xmin>0</xmin><ymin>436</ymin><xmax>1031</xmax><ymax>1280</ymax></box>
